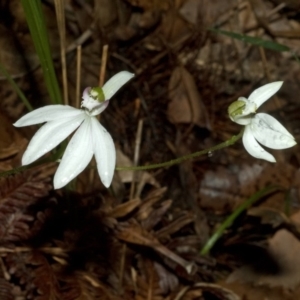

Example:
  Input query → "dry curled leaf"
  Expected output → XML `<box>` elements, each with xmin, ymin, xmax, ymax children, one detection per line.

<box><xmin>154</xmin><ymin>262</ymin><xmax>179</xmax><ymax>294</ymax></box>
<box><xmin>173</xmin><ymin>282</ymin><xmax>240</xmax><ymax>300</ymax></box>
<box><xmin>106</xmin><ymin>198</ymin><xmax>141</xmax><ymax>218</ymax></box>
<box><xmin>0</xmin><ymin>166</ymin><xmax>53</xmax><ymax>243</ymax></box>
<box><xmin>168</xmin><ymin>67</ymin><xmax>210</xmax><ymax>129</ymax></box>
<box><xmin>226</xmin><ymin>210</ymin><xmax>300</xmax><ymax>290</ymax></box>
<box><xmin>116</xmin><ymin>220</ymin><xmax>194</xmax><ymax>273</ymax></box>
<box><xmin>199</xmin><ymin>163</ymin><xmax>299</xmax><ymax>213</ymax></box>
<box><xmin>179</xmin><ymin>0</ymin><xmax>202</xmax><ymax>25</ymax></box>
<box><xmin>0</xmin><ymin>278</ymin><xmax>16</xmax><ymax>300</ymax></box>
<box><xmin>124</xmin><ymin>0</ymin><xmax>169</xmax><ymax>10</ymax></box>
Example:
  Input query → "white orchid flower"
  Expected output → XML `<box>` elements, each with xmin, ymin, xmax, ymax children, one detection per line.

<box><xmin>228</xmin><ymin>81</ymin><xmax>296</xmax><ymax>162</ymax></box>
<box><xmin>14</xmin><ymin>71</ymin><xmax>134</xmax><ymax>189</ymax></box>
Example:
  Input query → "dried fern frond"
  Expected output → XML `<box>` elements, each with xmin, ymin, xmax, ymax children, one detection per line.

<box><xmin>0</xmin><ymin>164</ymin><xmax>54</xmax><ymax>243</ymax></box>
<box><xmin>0</xmin><ymin>278</ymin><xmax>16</xmax><ymax>300</ymax></box>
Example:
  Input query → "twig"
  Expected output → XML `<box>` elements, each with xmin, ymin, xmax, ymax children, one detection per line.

<box><xmin>259</xmin><ymin>46</ymin><xmax>271</xmax><ymax>81</ymax></box>
<box><xmin>99</xmin><ymin>45</ymin><xmax>109</xmax><ymax>86</ymax></box>
<box><xmin>119</xmin><ymin>243</ymin><xmax>127</xmax><ymax>288</ymax></box>
<box><xmin>76</xmin><ymin>45</ymin><xmax>82</xmax><ymax>108</ymax></box>
<box><xmin>129</xmin><ymin>119</ymin><xmax>144</xmax><ymax>199</ymax></box>
<box><xmin>0</xmin><ymin>257</ymin><xmax>10</xmax><ymax>281</ymax></box>
<box><xmin>147</xmin><ymin>263</ymin><xmax>154</xmax><ymax>300</ymax></box>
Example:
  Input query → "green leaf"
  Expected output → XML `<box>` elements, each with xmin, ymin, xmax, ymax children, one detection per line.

<box><xmin>200</xmin><ymin>185</ymin><xmax>282</xmax><ymax>255</ymax></box>
<box><xmin>21</xmin><ymin>0</ymin><xmax>62</xmax><ymax>104</ymax></box>
<box><xmin>210</xmin><ymin>28</ymin><xmax>290</xmax><ymax>52</ymax></box>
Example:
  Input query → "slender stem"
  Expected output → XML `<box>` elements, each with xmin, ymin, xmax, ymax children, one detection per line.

<box><xmin>0</xmin><ymin>144</ymin><xmax>64</xmax><ymax>178</ymax></box>
<box><xmin>99</xmin><ymin>45</ymin><xmax>109</xmax><ymax>86</ymax></box>
<box><xmin>75</xmin><ymin>45</ymin><xmax>82</xmax><ymax>108</ymax></box>
<box><xmin>116</xmin><ymin>130</ymin><xmax>244</xmax><ymax>171</ymax></box>
<box><xmin>1</xmin><ymin>130</ymin><xmax>243</xmax><ymax>179</ymax></box>
<box><xmin>200</xmin><ymin>185</ymin><xmax>281</xmax><ymax>255</ymax></box>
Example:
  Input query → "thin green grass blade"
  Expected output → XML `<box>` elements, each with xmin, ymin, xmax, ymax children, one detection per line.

<box><xmin>0</xmin><ymin>143</ymin><xmax>64</xmax><ymax>179</ymax></box>
<box><xmin>200</xmin><ymin>185</ymin><xmax>281</xmax><ymax>255</ymax></box>
<box><xmin>210</xmin><ymin>28</ymin><xmax>290</xmax><ymax>52</ymax></box>
<box><xmin>21</xmin><ymin>0</ymin><xmax>62</xmax><ymax>104</ymax></box>
<box><xmin>0</xmin><ymin>63</ymin><xmax>33</xmax><ymax>111</ymax></box>
<box><xmin>293</xmin><ymin>53</ymin><xmax>300</xmax><ymax>64</ymax></box>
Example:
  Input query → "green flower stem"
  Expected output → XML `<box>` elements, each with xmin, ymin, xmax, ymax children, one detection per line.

<box><xmin>0</xmin><ymin>143</ymin><xmax>65</xmax><ymax>178</ymax></box>
<box><xmin>0</xmin><ymin>157</ymin><xmax>54</xmax><ymax>178</ymax></box>
<box><xmin>116</xmin><ymin>130</ymin><xmax>244</xmax><ymax>171</ymax></box>
<box><xmin>0</xmin><ymin>63</ymin><xmax>33</xmax><ymax>111</ymax></box>
<box><xmin>200</xmin><ymin>185</ymin><xmax>281</xmax><ymax>256</ymax></box>
<box><xmin>0</xmin><ymin>130</ymin><xmax>243</xmax><ymax>179</ymax></box>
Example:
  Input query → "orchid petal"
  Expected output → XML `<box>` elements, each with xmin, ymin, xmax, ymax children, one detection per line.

<box><xmin>22</xmin><ymin>114</ymin><xmax>85</xmax><ymax>165</ymax></box>
<box><xmin>54</xmin><ymin>118</ymin><xmax>93</xmax><ymax>189</ymax></box>
<box><xmin>243</xmin><ymin>125</ymin><xmax>276</xmax><ymax>162</ymax></box>
<box><xmin>14</xmin><ymin>105</ymin><xmax>83</xmax><ymax>127</ymax></box>
<box><xmin>251</xmin><ymin>113</ymin><xmax>296</xmax><ymax>149</ymax></box>
<box><xmin>82</xmin><ymin>87</ymin><xmax>91</xmax><ymax>102</ymax></box>
<box><xmin>102</xmin><ymin>71</ymin><xmax>134</xmax><ymax>100</ymax></box>
<box><xmin>91</xmin><ymin>117</ymin><xmax>116</xmax><ymax>187</ymax></box>
<box><xmin>87</xmin><ymin>101</ymin><xmax>109</xmax><ymax>117</ymax></box>
<box><xmin>248</xmin><ymin>81</ymin><xmax>283</xmax><ymax>108</ymax></box>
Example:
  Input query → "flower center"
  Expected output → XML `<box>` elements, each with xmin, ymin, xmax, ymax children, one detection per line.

<box><xmin>90</xmin><ymin>87</ymin><xmax>105</xmax><ymax>103</ymax></box>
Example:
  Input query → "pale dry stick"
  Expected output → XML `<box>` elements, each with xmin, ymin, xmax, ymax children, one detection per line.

<box><xmin>135</xmin><ymin>32</ymin><xmax>192</xmax><ymax>76</ymax></box>
<box><xmin>228</xmin><ymin>12</ymin><xmax>244</xmax><ymax>76</ymax></box>
<box><xmin>111</xmin><ymin>52</ymin><xmax>137</xmax><ymax>73</ymax></box>
<box><xmin>99</xmin><ymin>45</ymin><xmax>109</xmax><ymax>86</ymax></box>
<box><xmin>54</xmin><ymin>0</ymin><xmax>68</xmax><ymax>104</ymax></box>
<box><xmin>245</xmin><ymin>2</ymin><xmax>286</xmax><ymax>33</ymax></box>
<box><xmin>258</xmin><ymin>47</ymin><xmax>281</xmax><ymax>110</ymax></box>
<box><xmin>214</xmin><ymin>1</ymin><xmax>248</xmax><ymax>28</ymax></box>
<box><xmin>130</xmin><ymin>119</ymin><xmax>144</xmax><ymax>200</ymax></box>
<box><xmin>0</xmin><ymin>246</ymin><xmax>67</xmax><ymax>256</ymax></box>
<box><xmin>259</xmin><ymin>47</ymin><xmax>286</xmax><ymax>164</ymax></box>
<box><xmin>66</xmin><ymin>26</ymin><xmax>93</xmax><ymax>53</ymax></box>
<box><xmin>216</xmin><ymin>0</ymin><xmax>284</xmax><ymax>33</ymax></box>
<box><xmin>82</xmin><ymin>274</ymin><xmax>114</xmax><ymax>297</ymax></box>
<box><xmin>131</xmin><ymin>267</ymin><xmax>138</xmax><ymax>294</ymax></box>
<box><xmin>259</xmin><ymin>47</ymin><xmax>272</xmax><ymax>83</ymax></box>
<box><xmin>75</xmin><ymin>45</ymin><xmax>82</xmax><ymax>108</ymax></box>
<box><xmin>0</xmin><ymin>257</ymin><xmax>10</xmax><ymax>280</ymax></box>
<box><xmin>173</xmin><ymin>286</ymin><xmax>190</xmax><ymax>300</ymax></box>
<box><xmin>266</xmin><ymin>2</ymin><xmax>286</xmax><ymax>17</ymax></box>
<box><xmin>82</xmin><ymin>274</ymin><xmax>101</xmax><ymax>288</ymax></box>
<box><xmin>147</xmin><ymin>263</ymin><xmax>154</xmax><ymax>300</ymax></box>
<box><xmin>119</xmin><ymin>243</ymin><xmax>127</xmax><ymax>289</ymax></box>
<box><xmin>119</xmin><ymin>120</ymin><xmax>143</xmax><ymax>287</ymax></box>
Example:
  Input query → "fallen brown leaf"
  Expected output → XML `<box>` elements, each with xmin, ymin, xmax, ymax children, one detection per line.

<box><xmin>167</xmin><ymin>67</ymin><xmax>210</xmax><ymax>129</ymax></box>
